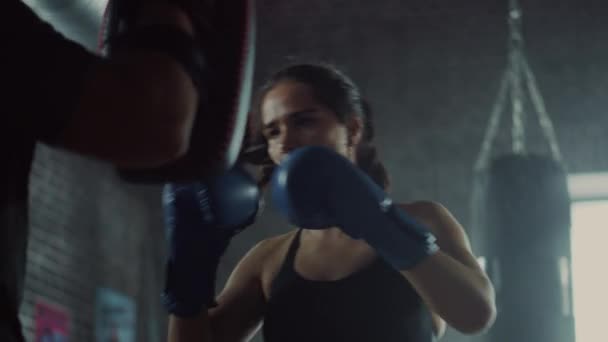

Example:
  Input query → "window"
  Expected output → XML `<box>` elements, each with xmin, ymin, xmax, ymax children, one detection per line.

<box><xmin>568</xmin><ymin>173</ymin><xmax>608</xmax><ymax>342</ymax></box>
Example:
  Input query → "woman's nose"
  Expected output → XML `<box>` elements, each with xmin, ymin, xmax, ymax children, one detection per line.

<box><xmin>278</xmin><ymin>130</ymin><xmax>298</xmax><ymax>154</ymax></box>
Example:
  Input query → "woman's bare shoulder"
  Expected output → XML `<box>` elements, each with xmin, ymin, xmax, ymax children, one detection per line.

<box><xmin>399</xmin><ymin>200</ymin><xmax>447</xmax><ymax>220</ymax></box>
<box><xmin>246</xmin><ymin>229</ymin><xmax>299</xmax><ymax>261</ymax></box>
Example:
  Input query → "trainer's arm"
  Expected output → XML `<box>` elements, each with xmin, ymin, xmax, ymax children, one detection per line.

<box><xmin>56</xmin><ymin>3</ymin><xmax>198</xmax><ymax>168</ymax></box>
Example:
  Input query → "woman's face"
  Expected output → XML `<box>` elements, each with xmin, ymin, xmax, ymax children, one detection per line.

<box><xmin>260</xmin><ymin>80</ymin><xmax>361</xmax><ymax>165</ymax></box>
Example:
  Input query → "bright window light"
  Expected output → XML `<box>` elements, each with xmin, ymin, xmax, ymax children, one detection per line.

<box><xmin>570</xmin><ymin>200</ymin><xmax>608</xmax><ymax>342</ymax></box>
<box><xmin>568</xmin><ymin>173</ymin><xmax>608</xmax><ymax>200</ymax></box>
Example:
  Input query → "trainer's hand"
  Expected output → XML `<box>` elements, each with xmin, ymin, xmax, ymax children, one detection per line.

<box><xmin>101</xmin><ymin>0</ymin><xmax>256</xmax><ymax>183</ymax></box>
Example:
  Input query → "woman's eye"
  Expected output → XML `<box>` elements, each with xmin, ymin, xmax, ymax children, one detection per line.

<box><xmin>264</xmin><ymin>128</ymin><xmax>279</xmax><ymax>139</ymax></box>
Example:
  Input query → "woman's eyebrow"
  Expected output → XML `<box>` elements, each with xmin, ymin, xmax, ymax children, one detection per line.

<box><xmin>263</xmin><ymin>108</ymin><xmax>318</xmax><ymax>130</ymax></box>
<box><xmin>287</xmin><ymin>108</ymin><xmax>318</xmax><ymax>120</ymax></box>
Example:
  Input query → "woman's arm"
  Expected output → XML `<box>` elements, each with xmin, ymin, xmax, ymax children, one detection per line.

<box><xmin>168</xmin><ymin>239</ymin><xmax>273</xmax><ymax>342</ymax></box>
<box><xmin>399</xmin><ymin>201</ymin><xmax>496</xmax><ymax>335</ymax></box>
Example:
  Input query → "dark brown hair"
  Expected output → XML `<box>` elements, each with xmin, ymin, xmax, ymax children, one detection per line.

<box><xmin>246</xmin><ymin>63</ymin><xmax>390</xmax><ymax>190</ymax></box>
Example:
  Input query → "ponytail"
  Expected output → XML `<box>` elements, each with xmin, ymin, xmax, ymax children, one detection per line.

<box><xmin>356</xmin><ymin>142</ymin><xmax>390</xmax><ymax>190</ymax></box>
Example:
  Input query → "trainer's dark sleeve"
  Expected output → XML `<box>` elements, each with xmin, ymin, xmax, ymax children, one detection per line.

<box><xmin>1</xmin><ymin>0</ymin><xmax>101</xmax><ymax>145</ymax></box>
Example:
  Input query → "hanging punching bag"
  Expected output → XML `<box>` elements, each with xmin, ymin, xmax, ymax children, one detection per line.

<box><xmin>477</xmin><ymin>153</ymin><xmax>574</xmax><ymax>342</ymax></box>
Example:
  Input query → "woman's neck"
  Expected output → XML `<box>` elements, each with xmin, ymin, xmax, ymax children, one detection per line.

<box><xmin>302</xmin><ymin>227</ymin><xmax>354</xmax><ymax>242</ymax></box>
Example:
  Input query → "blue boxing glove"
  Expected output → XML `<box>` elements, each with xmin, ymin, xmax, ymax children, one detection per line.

<box><xmin>162</xmin><ymin>166</ymin><xmax>260</xmax><ymax>317</ymax></box>
<box><xmin>271</xmin><ymin>146</ymin><xmax>439</xmax><ymax>270</ymax></box>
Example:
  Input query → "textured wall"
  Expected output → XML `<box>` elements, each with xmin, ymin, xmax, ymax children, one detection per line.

<box><xmin>20</xmin><ymin>145</ymin><xmax>168</xmax><ymax>342</ymax></box>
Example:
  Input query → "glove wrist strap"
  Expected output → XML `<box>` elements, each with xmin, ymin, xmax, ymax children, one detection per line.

<box><xmin>161</xmin><ymin>259</ymin><xmax>219</xmax><ymax>317</ymax></box>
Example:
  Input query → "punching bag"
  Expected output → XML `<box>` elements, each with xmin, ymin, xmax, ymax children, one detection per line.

<box><xmin>476</xmin><ymin>153</ymin><xmax>574</xmax><ymax>342</ymax></box>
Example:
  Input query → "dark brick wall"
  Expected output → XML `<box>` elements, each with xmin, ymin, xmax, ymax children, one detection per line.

<box><xmin>20</xmin><ymin>145</ymin><xmax>168</xmax><ymax>342</ymax></box>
